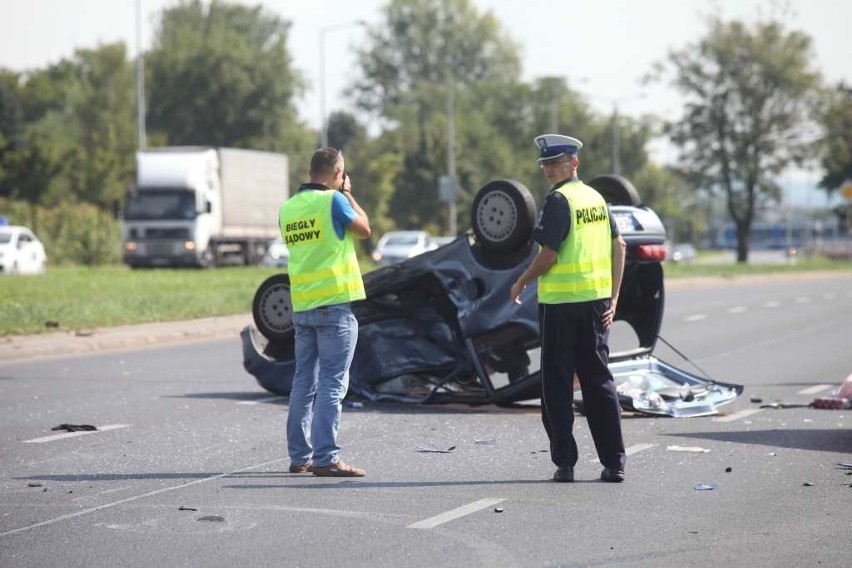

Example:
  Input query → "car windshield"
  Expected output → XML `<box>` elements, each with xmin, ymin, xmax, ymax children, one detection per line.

<box><xmin>0</xmin><ymin>231</ymin><xmax>12</xmax><ymax>244</ymax></box>
<box><xmin>125</xmin><ymin>190</ymin><xmax>197</xmax><ymax>220</ymax></box>
<box><xmin>385</xmin><ymin>235</ymin><xmax>420</xmax><ymax>246</ymax></box>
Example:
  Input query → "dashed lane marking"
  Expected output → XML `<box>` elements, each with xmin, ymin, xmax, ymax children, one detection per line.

<box><xmin>590</xmin><ymin>443</ymin><xmax>656</xmax><ymax>463</ymax></box>
<box><xmin>237</xmin><ymin>396</ymin><xmax>287</xmax><ymax>405</ymax></box>
<box><xmin>713</xmin><ymin>409</ymin><xmax>762</xmax><ymax>423</ymax></box>
<box><xmin>764</xmin><ymin>301</ymin><xmax>780</xmax><ymax>308</ymax></box>
<box><xmin>727</xmin><ymin>306</ymin><xmax>747</xmax><ymax>314</ymax></box>
<box><xmin>684</xmin><ymin>314</ymin><xmax>708</xmax><ymax>323</ymax></box>
<box><xmin>795</xmin><ymin>296</ymin><xmax>811</xmax><ymax>303</ymax></box>
<box><xmin>798</xmin><ymin>384</ymin><xmax>834</xmax><ymax>395</ymax></box>
<box><xmin>22</xmin><ymin>424</ymin><xmax>130</xmax><ymax>444</ymax></box>
<box><xmin>407</xmin><ymin>498</ymin><xmax>506</xmax><ymax>529</ymax></box>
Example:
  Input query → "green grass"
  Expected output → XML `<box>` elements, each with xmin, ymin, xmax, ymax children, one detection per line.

<box><xmin>664</xmin><ymin>254</ymin><xmax>852</xmax><ymax>278</ymax></box>
<box><xmin>0</xmin><ymin>265</ymin><xmax>286</xmax><ymax>336</ymax></box>
<box><xmin>1</xmin><ymin>256</ymin><xmax>850</xmax><ymax>336</ymax></box>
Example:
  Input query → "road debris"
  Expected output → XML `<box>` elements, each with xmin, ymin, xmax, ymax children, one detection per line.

<box><xmin>416</xmin><ymin>445</ymin><xmax>456</xmax><ymax>453</ymax></box>
<box><xmin>51</xmin><ymin>424</ymin><xmax>97</xmax><ymax>432</ymax></box>
<box><xmin>694</xmin><ymin>482</ymin><xmax>718</xmax><ymax>491</ymax></box>
<box><xmin>197</xmin><ymin>515</ymin><xmax>225</xmax><ymax>522</ymax></box>
<box><xmin>179</xmin><ymin>506</ymin><xmax>198</xmax><ymax>511</ymax></box>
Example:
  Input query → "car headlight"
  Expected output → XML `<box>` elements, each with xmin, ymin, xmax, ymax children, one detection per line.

<box><xmin>372</xmin><ymin>251</ymin><xmax>382</xmax><ymax>262</ymax></box>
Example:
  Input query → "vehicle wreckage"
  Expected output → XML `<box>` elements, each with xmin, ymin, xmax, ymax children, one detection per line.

<box><xmin>241</xmin><ymin>175</ymin><xmax>743</xmax><ymax>417</ymax></box>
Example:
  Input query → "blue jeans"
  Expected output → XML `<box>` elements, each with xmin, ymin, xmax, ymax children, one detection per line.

<box><xmin>286</xmin><ymin>303</ymin><xmax>358</xmax><ymax>467</ymax></box>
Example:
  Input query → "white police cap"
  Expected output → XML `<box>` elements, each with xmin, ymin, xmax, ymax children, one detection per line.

<box><xmin>534</xmin><ymin>134</ymin><xmax>583</xmax><ymax>163</ymax></box>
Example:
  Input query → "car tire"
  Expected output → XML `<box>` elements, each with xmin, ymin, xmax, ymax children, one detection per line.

<box><xmin>252</xmin><ymin>274</ymin><xmax>295</xmax><ymax>341</ymax></box>
<box><xmin>471</xmin><ymin>179</ymin><xmax>537</xmax><ymax>254</ymax></box>
<box><xmin>587</xmin><ymin>174</ymin><xmax>642</xmax><ymax>206</ymax></box>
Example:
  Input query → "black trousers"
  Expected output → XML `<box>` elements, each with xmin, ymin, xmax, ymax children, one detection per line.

<box><xmin>539</xmin><ymin>300</ymin><xmax>626</xmax><ymax>470</ymax></box>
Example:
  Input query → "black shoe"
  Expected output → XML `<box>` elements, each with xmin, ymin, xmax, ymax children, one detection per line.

<box><xmin>553</xmin><ymin>466</ymin><xmax>574</xmax><ymax>482</ymax></box>
<box><xmin>600</xmin><ymin>468</ymin><xmax>625</xmax><ymax>482</ymax></box>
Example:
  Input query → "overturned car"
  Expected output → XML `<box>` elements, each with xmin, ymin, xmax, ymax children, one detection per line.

<box><xmin>241</xmin><ymin>175</ymin><xmax>743</xmax><ymax>417</ymax></box>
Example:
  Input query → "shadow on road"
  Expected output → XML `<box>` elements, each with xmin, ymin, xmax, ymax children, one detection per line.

<box><xmin>664</xmin><ymin>428</ymin><xmax>852</xmax><ymax>453</ymax></box>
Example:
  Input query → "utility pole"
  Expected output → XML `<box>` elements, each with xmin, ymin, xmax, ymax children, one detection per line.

<box><xmin>135</xmin><ymin>0</ymin><xmax>146</xmax><ymax>150</ymax></box>
<box><xmin>612</xmin><ymin>102</ymin><xmax>620</xmax><ymax>175</ymax></box>
<box><xmin>319</xmin><ymin>21</ymin><xmax>366</xmax><ymax>148</ymax></box>
<box><xmin>446</xmin><ymin>69</ymin><xmax>457</xmax><ymax>237</ymax></box>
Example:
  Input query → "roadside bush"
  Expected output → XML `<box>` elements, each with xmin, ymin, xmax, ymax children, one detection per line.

<box><xmin>0</xmin><ymin>198</ymin><xmax>122</xmax><ymax>265</ymax></box>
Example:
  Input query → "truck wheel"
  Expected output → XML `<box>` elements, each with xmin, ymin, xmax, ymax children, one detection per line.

<box><xmin>198</xmin><ymin>247</ymin><xmax>215</xmax><ymax>268</ymax></box>
<box><xmin>587</xmin><ymin>174</ymin><xmax>642</xmax><ymax>206</ymax></box>
<box><xmin>252</xmin><ymin>274</ymin><xmax>294</xmax><ymax>341</ymax></box>
<box><xmin>471</xmin><ymin>179</ymin><xmax>537</xmax><ymax>254</ymax></box>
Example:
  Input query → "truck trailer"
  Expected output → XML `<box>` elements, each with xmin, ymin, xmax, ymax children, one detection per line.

<box><xmin>122</xmin><ymin>147</ymin><xmax>288</xmax><ymax>268</ymax></box>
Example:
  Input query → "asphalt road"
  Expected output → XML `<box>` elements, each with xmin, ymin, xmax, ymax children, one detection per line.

<box><xmin>1</xmin><ymin>273</ymin><xmax>850</xmax><ymax>567</ymax></box>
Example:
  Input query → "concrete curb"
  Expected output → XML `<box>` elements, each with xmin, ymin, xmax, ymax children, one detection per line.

<box><xmin>0</xmin><ymin>314</ymin><xmax>252</xmax><ymax>364</ymax></box>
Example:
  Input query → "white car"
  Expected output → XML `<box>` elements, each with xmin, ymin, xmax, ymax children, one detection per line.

<box><xmin>0</xmin><ymin>225</ymin><xmax>48</xmax><ymax>275</ymax></box>
<box><xmin>371</xmin><ymin>230</ymin><xmax>432</xmax><ymax>264</ymax></box>
<box><xmin>263</xmin><ymin>235</ymin><xmax>289</xmax><ymax>267</ymax></box>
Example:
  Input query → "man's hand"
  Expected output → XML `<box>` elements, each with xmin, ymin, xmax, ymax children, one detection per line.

<box><xmin>602</xmin><ymin>299</ymin><xmax>617</xmax><ymax>330</ymax></box>
<box><xmin>510</xmin><ymin>281</ymin><xmax>525</xmax><ymax>305</ymax></box>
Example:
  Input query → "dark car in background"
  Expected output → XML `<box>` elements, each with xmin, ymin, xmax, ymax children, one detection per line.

<box><xmin>241</xmin><ymin>175</ymin><xmax>742</xmax><ymax>417</ymax></box>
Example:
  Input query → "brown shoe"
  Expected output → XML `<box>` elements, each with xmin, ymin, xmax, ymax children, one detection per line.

<box><xmin>289</xmin><ymin>461</ymin><xmax>312</xmax><ymax>473</ymax></box>
<box><xmin>312</xmin><ymin>459</ymin><xmax>365</xmax><ymax>477</ymax></box>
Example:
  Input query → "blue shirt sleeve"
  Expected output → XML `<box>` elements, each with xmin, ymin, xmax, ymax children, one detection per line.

<box><xmin>331</xmin><ymin>191</ymin><xmax>356</xmax><ymax>239</ymax></box>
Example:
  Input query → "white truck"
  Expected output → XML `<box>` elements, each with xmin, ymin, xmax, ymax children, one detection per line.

<box><xmin>122</xmin><ymin>147</ymin><xmax>288</xmax><ymax>268</ymax></box>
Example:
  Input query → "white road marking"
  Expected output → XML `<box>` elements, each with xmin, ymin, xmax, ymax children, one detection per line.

<box><xmin>795</xmin><ymin>296</ymin><xmax>811</xmax><ymax>303</ymax></box>
<box><xmin>237</xmin><ymin>395</ymin><xmax>286</xmax><ymax>405</ymax></box>
<box><xmin>590</xmin><ymin>443</ymin><xmax>656</xmax><ymax>463</ymax></box>
<box><xmin>407</xmin><ymin>498</ymin><xmax>506</xmax><ymax>529</ymax></box>
<box><xmin>72</xmin><ymin>486</ymin><xmax>132</xmax><ymax>502</ymax></box>
<box><xmin>684</xmin><ymin>314</ymin><xmax>708</xmax><ymax>323</ymax></box>
<box><xmin>727</xmin><ymin>306</ymin><xmax>747</xmax><ymax>314</ymax></box>
<box><xmin>713</xmin><ymin>409</ymin><xmax>762</xmax><ymax>423</ymax></box>
<box><xmin>0</xmin><ymin>457</ymin><xmax>287</xmax><ymax>538</ymax></box>
<box><xmin>22</xmin><ymin>424</ymin><xmax>130</xmax><ymax>444</ymax></box>
<box><xmin>764</xmin><ymin>301</ymin><xmax>780</xmax><ymax>308</ymax></box>
<box><xmin>822</xmin><ymin>293</ymin><xmax>836</xmax><ymax>300</ymax></box>
<box><xmin>798</xmin><ymin>384</ymin><xmax>834</xmax><ymax>395</ymax></box>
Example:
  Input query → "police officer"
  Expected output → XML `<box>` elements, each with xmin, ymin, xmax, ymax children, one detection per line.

<box><xmin>280</xmin><ymin>147</ymin><xmax>371</xmax><ymax>477</ymax></box>
<box><xmin>510</xmin><ymin>134</ymin><xmax>627</xmax><ymax>483</ymax></box>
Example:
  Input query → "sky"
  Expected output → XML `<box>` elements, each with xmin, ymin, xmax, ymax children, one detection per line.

<box><xmin>0</xmin><ymin>0</ymin><xmax>849</xmax><ymax>203</ymax></box>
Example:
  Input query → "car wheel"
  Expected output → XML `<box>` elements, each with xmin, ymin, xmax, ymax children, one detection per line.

<box><xmin>587</xmin><ymin>174</ymin><xmax>642</xmax><ymax>206</ymax></box>
<box><xmin>252</xmin><ymin>274</ymin><xmax>295</xmax><ymax>341</ymax></box>
<box><xmin>471</xmin><ymin>179</ymin><xmax>537</xmax><ymax>254</ymax></box>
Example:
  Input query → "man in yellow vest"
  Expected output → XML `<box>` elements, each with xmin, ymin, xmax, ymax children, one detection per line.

<box><xmin>280</xmin><ymin>147</ymin><xmax>371</xmax><ymax>477</ymax></box>
<box><xmin>510</xmin><ymin>134</ymin><xmax>627</xmax><ymax>483</ymax></box>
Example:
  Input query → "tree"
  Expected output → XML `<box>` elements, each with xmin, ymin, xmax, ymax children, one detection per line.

<box><xmin>0</xmin><ymin>71</ymin><xmax>24</xmax><ymax>193</ymax></box>
<box><xmin>656</xmin><ymin>15</ymin><xmax>821</xmax><ymax>262</ymax></box>
<box><xmin>816</xmin><ymin>82</ymin><xmax>852</xmax><ymax>194</ymax></box>
<box><xmin>352</xmin><ymin>0</ymin><xmax>524</xmax><ymax>232</ymax></box>
<box><xmin>146</xmin><ymin>0</ymin><xmax>307</xmax><ymax>152</ymax></box>
<box><xmin>814</xmin><ymin>82</ymin><xmax>852</xmax><ymax>237</ymax></box>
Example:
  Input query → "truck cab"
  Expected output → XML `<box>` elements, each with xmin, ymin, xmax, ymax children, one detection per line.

<box><xmin>124</xmin><ymin>148</ymin><xmax>220</xmax><ymax>268</ymax></box>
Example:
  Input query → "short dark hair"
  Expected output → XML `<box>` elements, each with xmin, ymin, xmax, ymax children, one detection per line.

<box><xmin>310</xmin><ymin>147</ymin><xmax>342</xmax><ymax>177</ymax></box>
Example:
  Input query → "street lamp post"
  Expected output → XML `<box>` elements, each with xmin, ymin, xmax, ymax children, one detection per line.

<box><xmin>585</xmin><ymin>92</ymin><xmax>645</xmax><ymax>176</ymax></box>
<box><xmin>319</xmin><ymin>20</ymin><xmax>366</xmax><ymax>148</ymax></box>
<box><xmin>135</xmin><ymin>0</ymin><xmax>146</xmax><ymax>150</ymax></box>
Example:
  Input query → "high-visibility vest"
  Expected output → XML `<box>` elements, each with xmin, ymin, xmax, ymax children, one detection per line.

<box><xmin>279</xmin><ymin>190</ymin><xmax>365</xmax><ymax>312</ymax></box>
<box><xmin>538</xmin><ymin>180</ymin><xmax>612</xmax><ymax>304</ymax></box>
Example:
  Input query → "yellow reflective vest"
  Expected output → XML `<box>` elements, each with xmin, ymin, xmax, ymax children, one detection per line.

<box><xmin>538</xmin><ymin>180</ymin><xmax>613</xmax><ymax>304</ymax></box>
<box><xmin>279</xmin><ymin>189</ymin><xmax>365</xmax><ymax>312</ymax></box>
